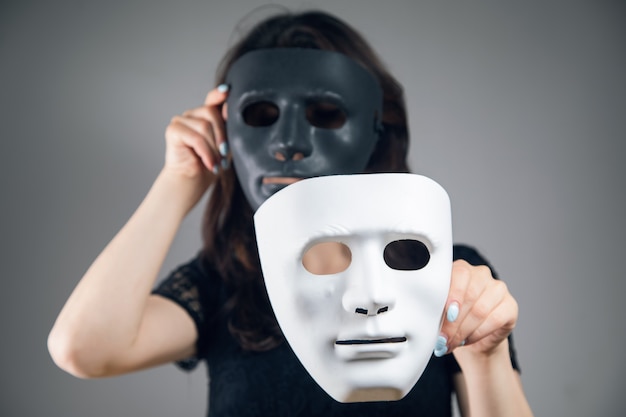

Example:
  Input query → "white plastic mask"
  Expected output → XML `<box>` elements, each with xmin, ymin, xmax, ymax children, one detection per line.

<box><xmin>254</xmin><ymin>173</ymin><xmax>452</xmax><ymax>402</ymax></box>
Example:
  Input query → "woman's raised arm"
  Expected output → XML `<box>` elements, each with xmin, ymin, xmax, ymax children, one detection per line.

<box><xmin>47</xmin><ymin>88</ymin><xmax>229</xmax><ymax>378</ymax></box>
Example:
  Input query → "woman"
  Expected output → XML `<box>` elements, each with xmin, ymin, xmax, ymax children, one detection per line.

<box><xmin>48</xmin><ymin>9</ymin><xmax>533</xmax><ymax>416</ymax></box>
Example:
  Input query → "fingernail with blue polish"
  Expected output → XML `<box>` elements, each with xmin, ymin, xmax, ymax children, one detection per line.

<box><xmin>212</xmin><ymin>165</ymin><xmax>219</xmax><ymax>175</ymax></box>
<box><xmin>219</xmin><ymin>142</ymin><xmax>229</xmax><ymax>157</ymax></box>
<box><xmin>217</xmin><ymin>84</ymin><xmax>229</xmax><ymax>93</ymax></box>
<box><xmin>447</xmin><ymin>302</ymin><xmax>460</xmax><ymax>323</ymax></box>
<box><xmin>221</xmin><ymin>158</ymin><xmax>229</xmax><ymax>170</ymax></box>
<box><xmin>434</xmin><ymin>335</ymin><xmax>448</xmax><ymax>357</ymax></box>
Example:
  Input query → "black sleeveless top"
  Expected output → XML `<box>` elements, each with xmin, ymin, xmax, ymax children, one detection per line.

<box><xmin>153</xmin><ymin>244</ymin><xmax>519</xmax><ymax>416</ymax></box>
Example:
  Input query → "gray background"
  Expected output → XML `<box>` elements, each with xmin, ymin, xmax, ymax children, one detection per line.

<box><xmin>2</xmin><ymin>0</ymin><xmax>624</xmax><ymax>416</ymax></box>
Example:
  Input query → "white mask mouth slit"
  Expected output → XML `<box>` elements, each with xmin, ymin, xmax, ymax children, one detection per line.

<box><xmin>335</xmin><ymin>337</ymin><xmax>407</xmax><ymax>345</ymax></box>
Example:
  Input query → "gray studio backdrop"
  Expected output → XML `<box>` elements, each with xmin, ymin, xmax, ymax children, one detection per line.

<box><xmin>2</xmin><ymin>0</ymin><xmax>624</xmax><ymax>416</ymax></box>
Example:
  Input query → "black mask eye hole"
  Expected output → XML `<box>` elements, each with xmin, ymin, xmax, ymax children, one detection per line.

<box><xmin>242</xmin><ymin>101</ymin><xmax>279</xmax><ymax>127</ymax></box>
<box><xmin>305</xmin><ymin>100</ymin><xmax>347</xmax><ymax>129</ymax></box>
<box><xmin>383</xmin><ymin>239</ymin><xmax>430</xmax><ymax>271</ymax></box>
<box><xmin>302</xmin><ymin>241</ymin><xmax>352</xmax><ymax>275</ymax></box>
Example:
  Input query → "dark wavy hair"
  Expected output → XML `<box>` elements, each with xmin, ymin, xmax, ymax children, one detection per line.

<box><xmin>200</xmin><ymin>10</ymin><xmax>411</xmax><ymax>351</ymax></box>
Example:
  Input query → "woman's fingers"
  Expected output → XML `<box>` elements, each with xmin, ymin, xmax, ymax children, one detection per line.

<box><xmin>442</xmin><ymin>262</ymin><xmax>490</xmax><ymax>345</ymax></box>
<box><xmin>463</xmin><ymin>291</ymin><xmax>517</xmax><ymax>347</ymax></box>
<box><xmin>450</xmin><ymin>279</ymin><xmax>508</xmax><ymax>348</ymax></box>
<box><xmin>205</xmin><ymin>84</ymin><xmax>229</xmax><ymax>106</ymax></box>
<box><xmin>436</xmin><ymin>260</ymin><xmax>518</xmax><ymax>357</ymax></box>
<box><xmin>183</xmin><ymin>100</ymin><xmax>227</xmax><ymax>146</ymax></box>
<box><xmin>204</xmin><ymin>85</ymin><xmax>230</xmax><ymax>161</ymax></box>
<box><xmin>165</xmin><ymin>86</ymin><xmax>230</xmax><ymax>176</ymax></box>
<box><xmin>166</xmin><ymin>117</ymin><xmax>217</xmax><ymax>173</ymax></box>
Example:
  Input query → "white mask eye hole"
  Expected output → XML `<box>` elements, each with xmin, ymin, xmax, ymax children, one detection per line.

<box><xmin>242</xmin><ymin>101</ymin><xmax>279</xmax><ymax>127</ymax></box>
<box><xmin>383</xmin><ymin>239</ymin><xmax>430</xmax><ymax>270</ymax></box>
<box><xmin>302</xmin><ymin>241</ymin><xmax>352</xmax><ymax>275</ymax></box>
<box><xmin>305</xmin><ymin>100</ymin><xmax>347</xmax><ymax>129</ymax></box>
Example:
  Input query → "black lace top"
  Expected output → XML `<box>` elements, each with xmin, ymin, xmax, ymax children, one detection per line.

<box><xmin>153</xmin><ymin>244</ymin><xmax>519</xmax><ymax>417</ymax></box>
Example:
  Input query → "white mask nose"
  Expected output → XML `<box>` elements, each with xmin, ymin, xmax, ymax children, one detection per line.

<box><xmin>341</xmin><ymin>238</ymin><xmax>396</xmax><ymax>316</ymax></box>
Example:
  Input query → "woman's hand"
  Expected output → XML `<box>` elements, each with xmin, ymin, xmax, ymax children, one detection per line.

<box><xmin>164</xmin><ymin>86</ymin><xmax>229</xmax><ymax>182</ymax></box>
<box><xmin>436</xmin><ymin>260</ymin><xmax>518</xmax><ymax>360</ymax></box>
<box><xmin>441</xmin><ymin>262</ymin><xmax>533</xmax><ymax>416</ymax></box>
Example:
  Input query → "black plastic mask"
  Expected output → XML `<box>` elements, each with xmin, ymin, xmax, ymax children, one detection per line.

<box><xmin>225</xmin><ymin>48</ymin><xmax>383</xmax><ymax>211</ymax></box>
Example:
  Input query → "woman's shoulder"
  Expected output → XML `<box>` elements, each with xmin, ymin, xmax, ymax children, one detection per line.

<box><xmin>152</xmin><ymin>252</ymin><xmax>224</xmax><ymax>332</ymax></box>
<box><xmin>453</xmin><ymin>243</ymin><xmax>484</xmax><ymax>263</ymax></box>
<box><xmin>156</xmin><ymin>252</ymin><xmax>220</xmax><ymax>288</ymax></box>
<box><xmin>453</xmin><ymin>244</ymin><xmax>499</xmax><ymax>279</ymax></box>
